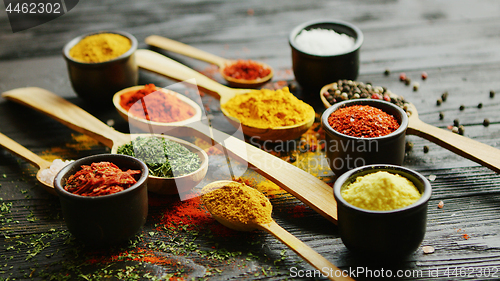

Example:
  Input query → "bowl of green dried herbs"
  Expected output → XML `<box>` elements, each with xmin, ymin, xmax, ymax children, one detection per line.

<box><xmin>117</xmin><ymin>135</ymin><xmax>208</xmax><ymax>194</ymax></box>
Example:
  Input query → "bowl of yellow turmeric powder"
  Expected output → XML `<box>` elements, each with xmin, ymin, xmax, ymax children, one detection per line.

<box><xmin>333</xmin><ymin>164</ymin><xmax>432</xmax><ymax>258</ymax></box>
<box><xmin>63</xmin><ymin>31</ymin><xmax>138</xmax><ymax>106</ymax></box>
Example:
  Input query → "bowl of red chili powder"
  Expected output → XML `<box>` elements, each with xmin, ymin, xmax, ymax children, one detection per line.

<box><xmin>321</xmin><ymin>99</ymin><xmax>408</xmax><ymax>177</ymax></box>
<box><xmin>54</xmin><ymin>154</ymin><xmax>149</xmax><ymax>246</ymax></box>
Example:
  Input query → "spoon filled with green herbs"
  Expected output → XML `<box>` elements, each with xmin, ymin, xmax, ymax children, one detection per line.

<box><xmin>2</xmin><ymin>87</ymin><xmax>209</xmax><ymax>195</ymax></box>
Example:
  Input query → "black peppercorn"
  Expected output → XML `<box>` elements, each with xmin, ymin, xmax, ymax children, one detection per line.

<box><xmin>490</xmin><ymin>90</ymin><xmax>495</xmax><ymax>98</ymax></box>
<box><xmin>458</xmin><ymin>125</ymin><xmax>465</xmax><ymax>135</ymax></box>
<box><xmin>423</xmin><ymin>146</ymin><xmax>429</xmax><ymax>153</ymax></box>
<box><xmin>483</xmin><ymin>118</ymin><xmax>490</xmax><ymax>127</ymax></box>
<box><xmin>478</xmin><ymin>103</ymin><xmax>483</xmax><ymax>109</ymax></box>
<box><xmin>405</xmin><ymin>77</ymin><xmax>411</xmax><ymax>86</ymax></box>
<box><xmin>405</xmin><ymin>141</ymin><xmax>414</xmax><ymax>152</ymax></box>
<box><xmin>459</xmin><ymin>105</ymin><xmax>465</xmax><ymax>111</ymax></box>
<box><xmin>436</xmin><ymin>98</ymin><xmax>442</xmax><ymax>106</ymax></box>
<box><xmin>439</xmin><ymin>112</ymin><xmax>444</xmax><ymax>120</ymax></box>
<box><xmin>384</xmin><ymin>69</ymin><xmax>390</xmax><ymax>76</ymax></box>
<box><xmin>453</xmin><ymin>119</ymin><xmax>460</xmax><ymax>126</ymax></box>
<box><xmin>441</xmin><ymin>92</ymin><xmax>448</xmax><ymax>101</ymax></box>
<box><xmin>289</xmin><ymin>156</ymin><xmax>297</xmax><ymax>163</ymax></box>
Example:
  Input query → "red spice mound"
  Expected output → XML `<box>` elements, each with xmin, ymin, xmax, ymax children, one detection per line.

<box><xmin>64</xmin><ymin>161</ymin><xmax>140</xmax><ymax>196</ymax></box>
<box><xmin>223</xmin><ymin>59</ymin><xmax>271</xmax><ymax>80</ymax></box>
<box><xmin>328</xmin><ymin>105</ymin><xmax>400</xmax><ymax>138</ymax></box>
<box><xmin>120</xmin><ymin>84</ymin><xmax>196</xmax><ymax>123</ymax></box>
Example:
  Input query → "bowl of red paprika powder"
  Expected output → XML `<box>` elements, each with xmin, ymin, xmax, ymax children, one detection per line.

<box><xmin>321</xmin><ymin>99</ymin><xmax>408</xmax><ymax>178</ymax></box>
<box><xmin>54</xmin><ymin>154</ymin><xmax>149</xmax><ymax>246</ymax></box>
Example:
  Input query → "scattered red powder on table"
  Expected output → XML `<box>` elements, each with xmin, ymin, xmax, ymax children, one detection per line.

<box><xmin>328</xmin><ymin>105</ymin><xmax>400</xmax><ymax>138</ymax></box>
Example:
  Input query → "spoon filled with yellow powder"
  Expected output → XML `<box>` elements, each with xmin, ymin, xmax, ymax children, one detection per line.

<box><xmin>201</xmin><ymin>181</ymin><xmax>354</xmax><ymax>281</ymax></box>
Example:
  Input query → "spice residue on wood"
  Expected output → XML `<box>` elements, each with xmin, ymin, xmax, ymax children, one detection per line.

<box><xmin>327</xmin><ymin>105</ymin><xmax>400</xmax><ymax>138</ymax></box>
<box><xmin>69</xmin><ymin>33</ymin><xmax>131</xmax><ymax>63</ymax></box>
<box><xmin>221</xmin><ymin>87</ymin><xmax>314</xmax><ymax>129</ymax></box>
<box><xmin>120</xmin><ymin>84</ymin><xmax>196</xmax><ymax>123</ymax></box>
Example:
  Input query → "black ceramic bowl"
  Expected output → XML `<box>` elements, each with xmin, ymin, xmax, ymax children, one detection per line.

<box><xmin>333</xmin><ymin>165</ymin><xmax>432</xmax><ymax>258</ymax></box>
<box><xmin>63</xmin><ymin>31</ymin><xmax>139</xmax><ymax>106</ymax></box>
<box><xmin>289</xmin><ymin>19</ymin><xmax>363</xmax><ymax>92</ymax></box>
<box><xmin>54</xmin><ymin>154</ymin><xmax>148</xmax><ymax>246</ymax></box>
<box><xmin>321</xmin><ymin>99</ymin><xmax>408</xmax><ymax>178</ymax></box>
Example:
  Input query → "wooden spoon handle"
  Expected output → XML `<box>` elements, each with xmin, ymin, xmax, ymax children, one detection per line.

<box><xmin>0</xmin><ymin>132</ymin><xmax>49</xmax><ymax>170</ymax></box>
<box><xmin>135</xmin><ymin>49</ymin><xmax>248</xmax><ymax>101</ymax></box>
<box><xmin>1</xmin><ymin>87</ymin><xmax>123</xmax><ymax>148</ymax></box>
<box><xmin>260</xmin><ymin>221</ymin><xmax>354</xmax><ymax>281</ymax></box>
<box><xmin>408</xmin><ymin>118</ymin><xmax>500</xmax><ymax>173</ymax></box>
<box><xmin>145</xmin><ymin>35</ymin><xmax>228</xmax><ymax>68</ymax></box>
<box><xmin>189</xmin><ymin>122</ymin><xmax>338</xmax><ymax>224</ymax></box>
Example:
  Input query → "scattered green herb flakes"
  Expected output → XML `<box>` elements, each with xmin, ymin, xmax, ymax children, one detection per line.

<box><xmin>117</xmin><ymin>136</ymin><xmax>201</xmax><ymax>178</ymax></box>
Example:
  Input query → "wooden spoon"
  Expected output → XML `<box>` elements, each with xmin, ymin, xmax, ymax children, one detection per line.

<box><xmin>145</xmin><ymin>35</ymin><xmax>274</xmax><ymax>88</ymax></box>
<box><xmin>135</xmin><ymin>49</ymin><xmax>314</xmax><ymax>142</ymax></box>
<box><xmin>1</xmin><ymin>88</ymin><xmax>209</xmax><ymax>195</ymax></box>
<box><xmin>320</xmin><ymin>83</ymin><xmax>500</xmax><ymax>173</ymax></box>
<box><xmin>2</xmin><ymin>87</ymin><xmax>338</xmax><ymax>224</ymax></box>
<box><xmin>202</xmin><ymin>181</ymin><xmax>354</xmax><ymax>281</ymax></box>
<box><xmin>0</xmin><ymin>132</ymin><xmax>56</xmax><ymax>195</ymax></box>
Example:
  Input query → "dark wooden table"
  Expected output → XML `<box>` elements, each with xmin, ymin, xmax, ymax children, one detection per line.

<box><xmin>1</xmin><ymin>0</ymin><xmax>500</xmax><ymax>280</ymax></box>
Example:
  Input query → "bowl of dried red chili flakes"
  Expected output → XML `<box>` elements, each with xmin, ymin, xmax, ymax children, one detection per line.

<box><xmin>54</xmin><ymin>153</ymin><xmax>148</xmax><ymax>246</ymax></box>
<box><xmin>321</xmin><ymin>98</ymin><xmax>408</xmax><ymax>178</ymax></box>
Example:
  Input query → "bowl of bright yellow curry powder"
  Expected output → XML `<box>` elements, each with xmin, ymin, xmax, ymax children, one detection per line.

<box><xmin>63</xmin><ymin>31</ymin><xmax>138</xmax><ymax>106</ymax></box>
<box><xmin>333</xmin><ymin>164</ymin><xmax>432</xmax><ymax>258</ymax></box>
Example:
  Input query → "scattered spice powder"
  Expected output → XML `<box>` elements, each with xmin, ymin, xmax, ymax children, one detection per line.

<box><xmin>328</xmin><ymin>105</ymin><xmax>400</xmax><ymax>138</ymax></box>
<box><xmin>64</xmin><ymin>162</ymin><xmax>140</xmax><ymax>196</ymax></box>
<box><xmin>120</xmin><ymin>84</ymin><xmax>196</xmax><ymax>123</ymax></box>
<box><xmin>223</xmin><ymin>59</ymin><xmax>271</xmax><ymax>80</ymax></box>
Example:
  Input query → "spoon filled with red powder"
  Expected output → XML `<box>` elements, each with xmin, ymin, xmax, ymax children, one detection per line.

<box><xmin>145</xmin><ymin>35</ymin><xmax>274</xmax><ymax>88</ymax></box>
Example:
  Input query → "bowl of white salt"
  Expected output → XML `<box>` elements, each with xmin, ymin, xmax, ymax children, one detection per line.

<box><xmin>289</xmin><ymin>19</ymin><xmax>363</xmax><ymax>93</ymax></box>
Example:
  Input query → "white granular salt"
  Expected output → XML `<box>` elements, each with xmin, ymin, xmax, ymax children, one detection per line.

<box><xmin>39</xmin><ymin>159</ymin><xmax>74</xmax><ymax>186</ymax></box>
<box><xmin>294</xmin><ymin>28</ymin><xmax>355</xmax><ymax>56</ymax></box>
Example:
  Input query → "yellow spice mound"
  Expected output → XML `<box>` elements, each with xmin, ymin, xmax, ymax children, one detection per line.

<box><xmin>201</xmin><ymin>182</ymin><xmax>272</xmax><ymax>225</ymax></box>
<box><xmin>70</xmin><ymin>33</ymin><xmax>131</xmax><ymax>63</ymax></box>
<box><xmin>341</xmin><ymin>171</ymin><xmax>421</xmax><ymax>211</ymax></box>
<box><xmin>221</xmin><ymin>87</ymin><xmax>314</xmax><ymax>129</ymax></box>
